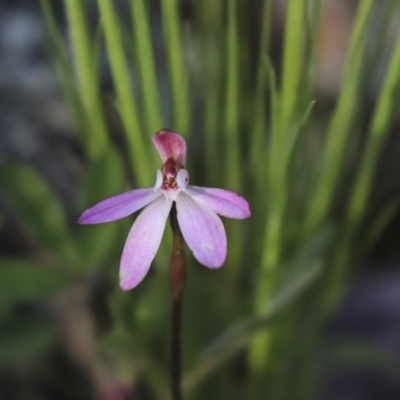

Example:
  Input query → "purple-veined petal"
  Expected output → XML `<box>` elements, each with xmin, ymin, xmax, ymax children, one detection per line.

<box><xmin>186</xmin><ymin>186</ymin><xmax>251</xmax><ymax>219</ymax></box>
<box><xmin>152</xmin><ymin>130</ymin><xmax>186</xmax><ymax>165</ymax></box>
<box><xmin>176</xmin><ymin>192</ymin><xmax>226</xmax><ymax>269</ymax></box>
<box><xmin>78</xmin><ymin>188</ymin><xmax>162</xmax><ymax>224</ymax></box>
<box><xmin>119</xmin><ymin>196</ymin><xmax>172</xmax><ymax>290</ymax></box>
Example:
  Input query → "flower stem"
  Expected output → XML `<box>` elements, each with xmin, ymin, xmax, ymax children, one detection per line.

<box><xmin>169</xmin><ymin>203</ymin><xmax>186</xmax><ymax>400</ymax></box>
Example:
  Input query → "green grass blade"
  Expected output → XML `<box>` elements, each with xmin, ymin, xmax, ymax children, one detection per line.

<box><xmin>249</xmin><ymin>0</ymin><xmax>307</xmax><ymax>376</ymax></box>
<box><xmin>160</xmin><ymin>0</ymin><xmax>190</xmax><ymax>134</ymax></box>
<box><xmin>41</xmin><ymin>0</ymin><xmax>88</xmax><ymax>139</ymax></box>
<box><xmin>202</xmin><ymin>0</ymin><xmax>223</xmax><ymax>185</ymax></box>
<box><xmin>222</xmin><ymin>0</ymin><xmax>243</xmax><ymax>290</ymax></box>
<box><xmin>224</xmin><ymin>0</ymin><xmax>241</xmax><ymax>192</ymax></box>
<box><xmin>347</xmin><ymin>29</ymin><xmax>400</xmax><ymax>230</ymax></box>
<box><xmin>325</xmin><ymin>27</ymin><xmax>400</xmax><ymax>309</ymax></box>
<box><xmin>279</xmin><ymin>0</ymin><xmax>307</xmax><ymax>138</ymax></box>
<box><xmin>303</xmin><ymin>0</ymin><xmax>322</xmax><ymax>101</ymax></box>
<box><xmin>130</xmin><ymin>0</ymin><xmax>164</xmax><ymax>134</ymax></box>
<box><xmin>361</xmin><ymin>197</ymin><xmax>400</xmax><ymax>253</ymax></box>
<box><xmin>251</xmin><ymin>56</ymin><xmax>277</xmax><ymax>212</ymax></box>
<box><xmin>304</xmin><ymin>0</ymin><xmax>374</xmax><ymax>236</ymax></box>
<box><xmin>97</xmin><ymin>0</ymin><xmax>151</xmax><ymax>186</ymax></box>
<box><xmin>64</xmin><ymin>0</ymin><xmax>109</xmax><ymax>159</ymax></box>
<box><xmin>249</xmin><ymin>151</ymin><xmax>280</xmax><ymax>384</ymax></box>
<box><xmin>267</xmin><ymin>56</ymin><xmax>281</xmax><ymax>158</ymax></box>
<box><xmin>285</xmin><ymin>100</ymin><xmax>316</xmax><ymax>168</ymax></box>
<box><xmin>250</xmin><ymin>0</ymin><xmax>272</xmax><ymax>178</ymax></box>
<box><xmin>365</xmin><ymin>0</ymin><xmax>400</xmax><ymax>83</ymax></box>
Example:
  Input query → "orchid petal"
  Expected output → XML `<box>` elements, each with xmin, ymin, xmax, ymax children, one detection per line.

<box><xmin>186</xmin><ymin>186</ymin><xmax>251</xmax><ymax>219</ymax></box>
<box><xmin>119</xmin><ymin>196</ymin><xmax>172</xmax><ymax>290</ymax></box>
<box><xmin>152</xmin><ymin>130</ymin><xmax>186</xmax><ymax>165</ymax></box>
<box><xmin>176</xmin><ymin>169</ymin><xmax>189</xmax><ymax>190</ymax></box>
<box><xmin>176</xmin><ymin>192</ymin><xmax>226</xmax><ymax>269</ymax></box>
<box><xmin>78</xmin><ymin>188</ymin><xmax>162</xmax><ymax>224</ymax></box>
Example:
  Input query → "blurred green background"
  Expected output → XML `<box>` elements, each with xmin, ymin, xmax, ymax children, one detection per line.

<box><xmin>0</xmin><ymin>0</ymin><xmax>400</xmax><ymax>399</ymax></box>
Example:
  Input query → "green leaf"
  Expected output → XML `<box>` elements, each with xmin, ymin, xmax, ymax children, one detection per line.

<box><xmin>0</xmin><ymin>312</ymin><xmax>54</xmax><ymax>365</ymax></box>
<box><xmin>0</xmin><ymin>162</ymin><xmax>78</xmax><ymax>264</ymax></box>
<box><xmin>0</xmin><ymin>258</ymin><xmax>75</xmax><ymax>307</ymax></box>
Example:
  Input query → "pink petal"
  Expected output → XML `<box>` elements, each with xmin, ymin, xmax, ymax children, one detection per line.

<box><xmin>176</xmin><ymin>192</ymin><xmax>226</xmax><ymax>269</ymax></box>
<box><xmin>119</xmin><ymin>196</ymin><xmax>172</xmax><ymax>290</ymax></box>
<box><xmin>152</xmin><ymin>130</ymin><xmax>186</xmax><ymax>165</ymax></box>
<box><xmin>78</xmin><ymin>189</ymin><xmax>162</xmax><ymax>224</ymax></box>
<box><xmin>186</xmin><ymin>186</ymin><xmax>251</xmax><ymax>219</ymax></box>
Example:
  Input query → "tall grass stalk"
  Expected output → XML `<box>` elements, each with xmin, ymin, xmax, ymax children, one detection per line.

<box><xmin>249</xmin><ymin>0</ymin><xmax>307</xmax><ymax>378</ymax></box>
<box><xmin>160</xmin><ymin>0</ymin><xmax>190</xmax><ymax>134</ymax></box>
<box><xmin>327</xmin><ymin>28</ymin><xmax>400</xmax><ymax>310</ymax></box>
<box><xmin>130</xmin><ymin>0</ymin><xmax>164</xmax><ymax>135</ymax></box>
<box><xmin>201</xmin><ymin>0</ymin><xmax>223</xmax><ymax>186</ymax></box>
<box><xmin>64</xmin><ymin>0</ymin><xmax>109</xmax><ymax>160</ymax></box>
<box><xmin>250</xmin><ymin>0</ymin><xmax>272</xmax><ymax>187</ymax></box>
<box><xmin>41</xmin><ymin>0</ymin><xmax>88</xmax><ymax>141</ymax></box>
<box><xmin>224</xmin><ymin>0</ymin><xmax>241</xmax><ymax>193</ymax></box>
<box><xmin>304</xmin><ymin>0</ymin><xmax>374</xmax><ymax>236</ymax></box>
<box><xmin>97</xmin><ymin>0</ymin><xmax>150</xmax><ymax>186</ymax></box>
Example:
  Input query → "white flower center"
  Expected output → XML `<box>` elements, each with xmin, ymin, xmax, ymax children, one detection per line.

<box><xmin>154</xmin><ymin>168</ymin><xmax>189</xmax><ymax>201</ymax></box>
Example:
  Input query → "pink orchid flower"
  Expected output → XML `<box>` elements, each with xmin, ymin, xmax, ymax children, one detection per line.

<box><xmin>78</xmin><ymin>130</ymin><xmax>251</xmax><ymax>290</ymax></box>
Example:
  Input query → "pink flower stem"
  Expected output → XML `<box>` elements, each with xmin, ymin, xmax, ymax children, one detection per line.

<box><xmin>169</xmin><ymin>203</ymin><xmax>186</xmax><ymax>400</ymax></box>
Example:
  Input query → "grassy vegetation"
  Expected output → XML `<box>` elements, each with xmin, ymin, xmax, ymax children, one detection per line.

<box><xmin>0</xmin><ymin>0</ymin><xmax>399</xmax><ymax>398</ymax></box>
